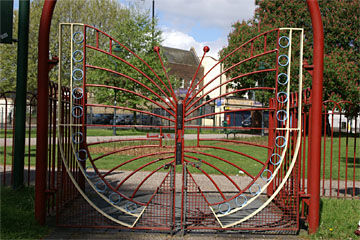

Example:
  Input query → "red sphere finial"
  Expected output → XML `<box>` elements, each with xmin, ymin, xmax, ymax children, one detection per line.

<box><xmin>203</xmin><ymin>46</ymin><xmax>210</xmax><ymax>53</ymax></box>
<box><xmin>154</xmin><ymin>46</ymin><xmax>160</xmax><ymax>52</ymax></box>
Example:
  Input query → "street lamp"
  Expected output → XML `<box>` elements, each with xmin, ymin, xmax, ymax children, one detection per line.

<box><xmin>258</xmin><ymin>61</ymin><xmax>268</xmax><ymax>137</ymax></box>
<box><xmin>110</xmin><ymin>44</ymin><xmax>122</xmax><ymax>136</ymax></box>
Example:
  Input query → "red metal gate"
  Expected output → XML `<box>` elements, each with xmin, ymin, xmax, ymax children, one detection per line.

<box><xmin>53</xmin><ymin>24</ymin><xmax>305</xmax><ymax>234</ymax></box>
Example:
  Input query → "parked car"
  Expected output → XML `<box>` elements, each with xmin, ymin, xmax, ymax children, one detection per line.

<box><xmin>241</xmin><ymin>116</ymin><xmax>252</xmax><ymax>127</ymax></box>
<box><xmin>90</xmin><ymin>114</ymin><xmax>112</xmax><ymax>125</ymax></box>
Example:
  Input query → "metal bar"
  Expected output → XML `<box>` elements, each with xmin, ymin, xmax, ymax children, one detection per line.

<box><xmin>35</xmin><ymin>0</ymin><xmax>57</xmax><ymax>225</ymax></box>
<box><xmin>306</xmin><ymin>0</ymin><xmax>324</xmax><ymax>233</ymax></box>
<box><xmin>13</xmin><ymin>0</ymin><xmax>30</xmax><ymax>189</ymax></box>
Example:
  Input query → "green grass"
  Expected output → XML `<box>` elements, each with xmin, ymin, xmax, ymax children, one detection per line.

<box><xmin>0</xmin><ymin>187</ymin><xmax>50</xmax><ymax>239</ymax></box>
<box><xmin>303</xmin><ymin>198</ymin><xmax>360</xmax><ymax>239</ymax></box>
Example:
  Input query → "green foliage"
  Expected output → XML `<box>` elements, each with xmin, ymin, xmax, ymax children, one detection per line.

<box><xmin>220</xmin><ymin>0</ymin><xmax>360</xmax><ymax>109</ymax></box>
<box><xmin>0</xmin><ymin>0</ymin><xmax>172</xmax><ymax>110</ymax></box>
<box><xmin>0</xmin><ymin>187</ymin><xmax>49</xmax><ymax>239</ymax></box>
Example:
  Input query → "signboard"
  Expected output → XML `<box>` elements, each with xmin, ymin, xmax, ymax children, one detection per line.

<box><xmin>0</xmin><ymin>0</ymin><xmax>13</xmax><ymax>44</ymax></box>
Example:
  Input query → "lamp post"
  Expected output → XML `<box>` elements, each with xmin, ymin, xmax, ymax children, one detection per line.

<box><xmin>111</xmin><ymin>44</ymin><xmax>122</xmax><ymax>136</ymax></box>
<box><xmin>258</xmin><ymin>62</ymin><xmax>267</xmax><ymax>137</ymax></box>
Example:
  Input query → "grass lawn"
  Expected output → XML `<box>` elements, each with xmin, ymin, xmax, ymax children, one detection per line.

<box><xmin>0</xmin><ymin>187</ymin><xmax>50</xmax><ymax>239</ymax></box>
<box><xmin>302</xmin><ymin>198</ymin><xmax>360</xmax><ymax>239</ymax></box>
<box><xmin>0</xmin><ymin>136</ymin><xmax>358</xmax><ymax>180</ymax></box>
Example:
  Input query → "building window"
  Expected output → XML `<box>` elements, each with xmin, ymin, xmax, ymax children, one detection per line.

<box><xmin>180</xmin><ymin>78</ymin><xmax>184</xmax><ymax>88</ymax></box>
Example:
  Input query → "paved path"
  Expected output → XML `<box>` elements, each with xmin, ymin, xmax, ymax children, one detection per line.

<box><xmin>0</xmin><ymin>133</ymin><xmax>256</xmax><ymax>147</ymax></box>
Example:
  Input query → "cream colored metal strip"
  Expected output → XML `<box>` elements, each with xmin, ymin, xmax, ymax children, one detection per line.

<box><xmin>211</xmin><ymin>28</ymin><xmax>304</xmax><ymax>228</ymax></box>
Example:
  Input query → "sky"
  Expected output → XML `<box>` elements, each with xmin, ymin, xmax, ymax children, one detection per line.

<box><xmin>121</xmin><ymin>0</ymin><xmax>256</xmax><ymax>58</ymax></box>
<box><xmin>13</xmin><ymin>0</ymin><xmax>256</xmax><ymax>58</ymax></box>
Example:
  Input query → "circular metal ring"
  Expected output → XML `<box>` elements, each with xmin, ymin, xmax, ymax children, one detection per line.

<box><xmin>270</xmin><ymin>153</ymin><xmax>282</xmax><ymax>166</ymax></box>
<box><xmin>72</xmin><ymin>106</ymin><xmax>83</xmax><ymax>118</ymax></box>
<box><xmin>279</xmin><ymin>36</ymin><xmax>290</xmax><ymax>48</ymax></box>
<box><xmin>250</xmin><ymin>183</ymin><xmax>261</xmax><ymax>196</ymax></box>
<box><xmin>95</xmin><ymin>180</ymin><xmax>107</xmax><ymax>193</ymax></box>
<box><xmin>276</xmin><ymin>110</ymin><xmax>288</xmax><ymax>122</ymax></box>
<box><xmin>85</xmin><ymin>166</ymin><xmax>96</xmax><ymax>179</ymax></box>
<box><xmin>125</xmin><ymin>202</ymin><xmax>138</xmax><ymax>213</ymax></box>
<box><xmin>235</xmin><ymin>195</ymin><xmax>247</xmax><ymax>207</ymax></box>
<box><xmin>72</xmin><ymin>131</ymin><xmax>83</xmax><ymax>144</ymax></box>
<box><xmin>261</xmin><ymin>169</ymin><xmax>273</xmax><ymax>182</ymax></box>
<box><xmin>72</xmin><ymin>50</ymin><xmax>84</xmax><ymax>63</ymax></box>
<box><xmin>72</xmin><ymin>68</ymin><xmax>84</xmax><ymax>82</ymax></box>
<box><xmin>277</xmin><ymin>73</ymin><xmax>288</xmax><ymax>85</ymax></box>
<box><xmin>76</xmin><ymin>149</ymin><xmax>88</xmax><ymax>162</ymax></box>
<box><xmin>109</xmin><ymin>193</ymin><xmax>122</xmax><ymax>204</ymax></box>
<box><xmin>218</xmin><ymin>202</ymin><xmax>231</xmax><ymax>214</ymax></box>
<box><xmin>72</xmin><ymin>87</ymin><xmax>83</xmax><ymax>100</ymax></box>
<box><xmin>275</xmin><ymin>136</ymin><xmax>287</xmax><ymax>148</ymax></box>
<box><xmin>277</xmin><ymin>91</ymin><xmax>288</xmax><ymax>104</ymax></box>
<box><xmin>73</xmin><ymin>31</ymin><xmax>84</xmax><ymax>44</ymax></box>
<box><xmin>278</xmin><ymin>54</ymin><xmax>289</xmax><ymax>67</ymax></box>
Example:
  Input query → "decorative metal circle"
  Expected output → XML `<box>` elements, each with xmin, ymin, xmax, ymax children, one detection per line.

<box><xmin>235</xmin><ymin>195</ymin><xmax>247</xmax><ymax>207</ymax></box>
<box><xmin>276</xmin><ymin>110</ymin><xmax>288</xmax><ymax>122</ymax></box>
<box><xmin>261</xmin><ymin>169</ymin><xmax>273</xmax><ymax>182</ymax></box>
<box><xmin>72</xmin><ymin>87</ymin><xmax>83</xmax><ymax>100</ymax></box>
<box><xmin>275</xmin><ymin>136</ymin><xmax>287</xmax><ymax>148</ymax></box>
<box><xmin>250</xmin><ymin>183</ymin><xmax>261</xmax><ymax>196</ymax></box>
<box><xmin>72</xmin><ymin>106</ymin><xmax>83</xmax><ymax>118</ymax></box>
<box><xmin>72</xmin><ymin>131</ymin><xmax>83</xmax><ymax>144</ymax></box>
<box><xmin>277</xmin><ymin>91</ymin><xmax>288</xmax><ymax>104</ymax></box>
<box><xmin>279</xmin><ymin>36</ymin><xmax>290</xmax><ymax>48</ymax></box>
<box><xmin>76</xmin><ymin>149</ymin><xmax>88</xmax><ymax>162</ymax></box>
<box><xmin>95</xmin><ymin>180</ymin><xmax>107</xmax><ymax>193</ymax></box>
<box><xmin>85</xmin><ymin>166</ymin><xmax>96</xmax><ymax>179</ymax></box>
<box><xmin>72</xmin><ymin>50</ymin><xmax>84</xmax><ymax>63</ymax></box>
<box><xmin>278</xmin><ymin>54</ymin><xmax>289</xmax><ymax>67</ymax></box>
<box><xmin>72</xmin><ymin>68</ymin><xmax>84</xmax><ymax>82</ymax></box>
<box><xmin>109</xmin><ymin>193</ymin><xmax>122</xmax><ymax>204</ymax></box>
<box><xmin>277</xmin><ymin>73</ymin><xmax>288</xmax><ymax>85</ymax></box>
<box><xmin>73</xmin><ymin>31</ymin><xmax>84</xmax><ymax>44</ymax></box>
<box><xmin>218</xmin><ymin>202</ymin><xmax>231</xmax><ymax>214</ymax></box>
<box><xmin>270</xmin><ymin>153</ymin><xmax>282</xmax><ymax>166</ymax></box>
<box><xmin>125</xmin><ymin>202</ymin><xmax>138</xmax><ymax>213</ymax></box>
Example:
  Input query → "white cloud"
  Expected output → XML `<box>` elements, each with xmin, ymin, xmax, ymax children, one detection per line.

<box><xmin>162</xmin><ymin>28</ymin><xmax>226</xmax><ymax>59</ymax></box>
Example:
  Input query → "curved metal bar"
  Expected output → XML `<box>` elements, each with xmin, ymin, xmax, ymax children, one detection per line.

<box><xmin>196</xmin><ymin>145</ymin><xmax>265</xmax><ymax>166</ymax></box>
<box><xmin>130</xmin><ymin>159</ymin><xmax>175</xmax><ymax>199</ymax></box>
<box><xmin>102</xmin><ymin>151</ymin><xmax>174</xmax><ymax>177</ymax></box>
<box><xmin>185</xmin><ymin>150</ymin><xmax>254</xmax><ymax>180</ymax></box>
<box><xmin>72</xmin><ymin>31</ymin><xmax>84</xmax><ymax>44</ymax></box>
<box><xmin>154</xmin><ymin>47</ymin><xmax>178</xmax><ymax>104</ymax></box>
<box><xmin>72</xmin><ymin>131</ymin><xmax>83</xmax><ymax>144</ymax></box>
<box><xmin>186</xmin><ymin>86</ymin><xmax>275</xmax><ymax>117</ymax></box>
<box><xmin>85</xmin><ymin>30</ymin><xmax>176</xmax><ymax>108</ymax></box>
<box><xmin>185</xmin><ymin>30</ymin><xmax>279</xmax><ymax>107</ymax></box>
<box><xmin>86</xmin><ymin>84</ymin><xmax>175</xmax><ymax>118</ymax></box>
<box><xmin>261</xmin><ymin>169</ymin><xmax>273</xmax><ymax>182</ymax></box>
<box><xmin>87</xmin><ymin>137</ymin><xmax>159</xmax><ymax>147</ymax></box>
<box><xmin>184</xmin><ymin>159</ymin><xmax>226</xmax><ymax>200</ymax></box>
<box><xmin>86</xmin><ymin>63</ymin><xmax>175</xmax><ymax>112</ymax></box>
<box><xmin>198</xmin><ymin>138</ymin><xmax>272</xmax><ymax>150</ymax></box>
<box><xmin>72</xmin><ymin>50</ymin><xmax>83</xmax><ymax>62</ymax></box>
<box><xmin>115</xmin><ymin>157</ymin><xmax>174</xmax><ymax>191</ymax></box>
<box><xmin>235</xmin><ymin>195</ymin><xmax>247</xmax><ymax>207</ymax></box>
<box><xmin>87</xmin><ymin>103</ymin><xmax>174</xmax><ymax>122</ymax></box>
<box><xmin>249</xmin><ymin>183</ymin><xmax>261</xmax><ymax>195</ymax></box>
<box><xmin>184</xmin><ymin>155</ymin><xmax>242</xmax><ymax>192</ymax></box>
<box><xmin>277</xmin><ymin>91</ymin><xmax>288</xmax><ymax>104</ymax></box>
<box><xmin>278</xmin><ymin>36</ymin><xmax>290</xmax><ymax>48</ymax></box>
<box><xmin>109</xmin><ymin>192</ymin><xmax>122</xmax><ymax>204</ymax></box>
<box><xmin>218</xmin><ymin>203</ymin><xmax>231</xmax><ymax>214</ymax></box>
<box><xmin>278</xmin><ymin>54</ymin><xmax>289</xmax><ymax>67</ymax></box>
<box><xmin>72</xmin><ymin>68</ymin><xmax>83</xmax><ymax>81</ymax></box>
<box><xmin>185</xmin><ymin>54</ymin><xmax>277</xmax><ymax>112</ymax></box>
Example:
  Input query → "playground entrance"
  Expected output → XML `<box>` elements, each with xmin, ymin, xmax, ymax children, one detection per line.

<box><xmin>53</xmin><ymin>24</ymin><xmax>305</xmax><ymax>234</ymax></box>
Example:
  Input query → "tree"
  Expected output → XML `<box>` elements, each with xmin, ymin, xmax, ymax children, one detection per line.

<box><xmin>220</xmin><ymin>0</ymin><xmax>360</xmax><ymax>112</ymax></box>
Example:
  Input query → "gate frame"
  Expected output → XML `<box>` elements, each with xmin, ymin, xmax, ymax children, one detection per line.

<box><xmin>35</xmin><ymin>0</ymin><xmax>324</xmax><ymax>233</ymax></box>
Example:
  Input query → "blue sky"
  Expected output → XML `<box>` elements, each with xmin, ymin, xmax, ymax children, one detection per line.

<box><xmin>121</xmin><ymin>0</ymin><xmax>256</xmax><ymax>58</ymax></box>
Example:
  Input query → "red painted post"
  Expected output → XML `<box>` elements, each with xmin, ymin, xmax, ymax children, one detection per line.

<box><xmin>306</xmin><ymin>0</ymin><xmax>324</xmax><ymax>234</ymax></box>
<box><xmin>35</xmin><ymin>0</ymin><xmax>57</xmax><ymax>225</ymax></box>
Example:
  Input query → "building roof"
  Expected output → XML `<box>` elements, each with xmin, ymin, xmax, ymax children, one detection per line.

<box><xmin>162</xmin><ymin>46</ymin><xmax>200</xmax><ymax>66</ymax></box>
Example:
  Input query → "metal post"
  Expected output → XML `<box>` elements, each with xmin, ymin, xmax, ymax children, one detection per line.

<box><xmin>13</xmin><ymin>0</ymin><xmax>30</xmax><ymax>189</ymax></box>
<box><xmin>306</xmin><ymin>0</ymin><xmax>324</xmax><ymax>234</ymax></box>
<box><xmin>35</xmin><ymin>0</ymin><xmax>57</xmax><ymax>225</ymax></box>
<box><xmin>113</xmin><ymin>89</ymin><xmax>117</xmax><ymax>136</ymax></box>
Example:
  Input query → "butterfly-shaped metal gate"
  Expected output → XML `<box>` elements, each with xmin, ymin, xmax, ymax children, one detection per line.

<box><xmin>57</xmin><ymin>23</ymin><xmax>304</xmax><ymax>234</ymax></box>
